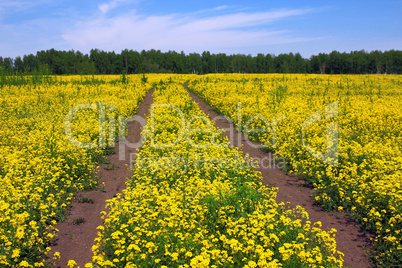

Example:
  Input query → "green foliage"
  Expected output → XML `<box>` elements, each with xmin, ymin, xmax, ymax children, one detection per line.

<box><xmin>120</xmin><ymin>72</ymin><xmax>128</xmax><ymax>84</ymax></box>
<box><xmin>72</xmin><ymin>217</ymin><xmax>85</xmax><ymax>225</ymax></box>
<box><xmin>77</xmin><ymin>197</ymin><xmax>94</xmax><ymax>203</ymax></box>
<box><xmin>0</xmin><ymin>67</ymin><xmax>56</xmax><ymax>87</ymax></box>
<box><xmin>2</xmin><ymin>49</ymin><xmax>402</xmax><ymax>75</ymax></box>
<box><xmin>141</xmin><ymin>73</ymin><xmax>148</xmax><ymax>83</ymax></box>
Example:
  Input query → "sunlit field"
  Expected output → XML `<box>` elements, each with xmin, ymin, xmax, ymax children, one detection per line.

<box><xmin>0</xmin><ymin>73</ymin><xmax>401</xmax><ymax>267</ymax></box>
<box><xmin>0</xmin><ymin>74</ymin><xmax>150</xmax><ymax>267</ymax></box>
<box><xmin>188</xmin><ymin>73</ymin><xmax>402</xmax><ymax>266</ymax></box>
<box><xmin>90</xmin><ymin>81</ymin><xmax>343</xmax><ymax>267</ymax></box>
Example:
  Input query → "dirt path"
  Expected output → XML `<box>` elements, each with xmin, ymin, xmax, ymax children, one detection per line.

<box><xmin>47</xmin><ymin>88</ymin><xmax>154</xmax><ymax>267</ymax></box>
<box><xmin>186</xmin><ymin>87</ymin><xmax>374</xmax><ymax>268</ymax></box>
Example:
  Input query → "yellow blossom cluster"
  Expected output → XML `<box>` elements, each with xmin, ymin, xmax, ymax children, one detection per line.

<box><xmin>188</xmin><ymin>73</ymin><xmax>402</xmax><ymax>266</ymax></box>
<box><xmin>90</xmin><ymin>80</ymin><xmax>343</xmax><ymax>267</ymax></box>
<box><xmin>0</xmin><ymin>75</ymin><xmax>150</xmax><ymax>266</ymax></box>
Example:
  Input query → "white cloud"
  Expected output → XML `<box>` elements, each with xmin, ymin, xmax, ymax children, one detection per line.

<box><xmin>62</xmin><ymin>8</ymin><xmax>315</xmax><ymax>54</ymax></box>
<box><xmin>98</xmin><ymin>0</ymin><xmax>133</xmax><ymax>14</ymax></box>
<box><xmin>213</xmin><ymin>5</ymin><xmax>228</xmax><ymax>11</ymax></box>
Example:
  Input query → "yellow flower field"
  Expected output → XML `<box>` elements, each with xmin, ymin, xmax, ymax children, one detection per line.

<box><xmin>0</xmin><ymin>74</ymin><xmax>150</xmax><ymax>267</ymax></box>
<box><xmin>1</xmin><ymin>73</ymin><xmax>400</xmax><ymax>267</ymax></box>
<box><xmin>188</xmin><ymin>73</ymin><xmax>402</xmax><ymax>266</ymax></box>
<box><xmin>89</xmin><ymin>81</ymin><xmax>343</xmax><ymax>267</ymax></box>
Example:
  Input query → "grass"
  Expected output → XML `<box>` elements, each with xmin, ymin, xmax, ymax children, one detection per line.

<box><xmin>77</xmin><ymin>197</ymin><xmax>94</xmax><ymax>204</ymax></box>
<box><xmin>104</xmin><ymin>163</ymin><xmax>119</xmax><ymax>170</ymax></box>
<box><xmin>71</xmin><ymin>217</ymin><xmax>85</xmax><ymax>225</ymax></box>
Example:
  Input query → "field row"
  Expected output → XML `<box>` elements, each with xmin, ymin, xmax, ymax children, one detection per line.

<box><xmin>87</xmin><ymin>81</ymin><xmax>343</xmax><ymax>267</ymax></box>
<box><xmin>1</xmin><ymin>74</ymin><xmax>400</xmax><ymax>267</ymax></box>
<box><xmin>0</xmin><ymin>75</ymin><xmax>154</xmax><ymax>267</ymax></box>
<box><xmin>188</xmin><ymin>73</ymin><xmax>402</xmax><ymax>266</ymax></box>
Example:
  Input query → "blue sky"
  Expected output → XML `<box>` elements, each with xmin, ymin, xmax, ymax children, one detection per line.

<box><xmin>0</xmin><ymin>0</ymin><xmax>401</xmax><ymax>58</ymax></box>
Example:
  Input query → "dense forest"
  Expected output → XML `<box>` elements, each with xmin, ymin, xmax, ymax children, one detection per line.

<box><xmin>1</xmin><ymin>49</ymin><xmax>401</xmax><ymax>75</ymax></box>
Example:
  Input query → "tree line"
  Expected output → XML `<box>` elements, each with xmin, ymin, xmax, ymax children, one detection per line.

<box><xmin>1</xmin><ymin>48</ymin><xmax>401</xmax><ymax>75</ymax></box>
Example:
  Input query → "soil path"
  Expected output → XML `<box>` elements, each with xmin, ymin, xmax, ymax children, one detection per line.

<box><xmin>47</xmin><ymin>88</ymin><xmax>154</xmax><ymax>267</ymax></box>
<box><xmin>186</xmin><ymin>86</ymin><xmax>373</xmax><ymax>268</ymax></box>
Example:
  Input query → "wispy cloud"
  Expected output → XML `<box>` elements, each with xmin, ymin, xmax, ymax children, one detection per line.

<box><xmin>213</xmin><ymin>5</ymin><xmax>228</xmax><ymax>11</ymax></box>
<box><xmin>0</xmin><ymin>0</ymin><xmax>49</xmax><ymax>19</ymax></box>
<box><xmin>62</xmin><ymin>7</ymin><xmax>316</xmax><ymax>54</ymax></box>
<box><xmin>98</xmin><ymin>0</ymin><xmax>134</xmax><ymax>14</ymax></box>
<box><xmin>0</xmin><ymin>0</ymin><xmax>31</xmax><ymax>11</ymax></box>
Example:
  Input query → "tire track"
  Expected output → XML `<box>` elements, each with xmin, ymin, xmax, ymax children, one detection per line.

<box><xmin>47</xmin><ymin>88</ymin><xmax>154</xmax><ymax>267</ymax></box>
<box><xmin>186</xmin><ymin>85</ymin><xmax>373</xmax><ymax>268</ymax></box>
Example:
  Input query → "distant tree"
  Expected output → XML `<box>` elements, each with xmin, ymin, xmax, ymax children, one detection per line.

<box><xmin>76</xmin><ymin>53</ymin><xmax>95</xmax><ymax>74</ymax></box>
<box><xmin>310</xmin><ymin>53</ymin><xmax>330</xmax><ymax>74</ymax></box>
<box><xmin>294</xmin><ymin>53</ymin><xmax>307</xmax><ymax>73</ymax></box>
<box><xmin>229</xmin><ymin>54</ymin><xmax>240</xmax><ymax>73</ymax></box>
<box><xmin>287</xmin><ymin>53</ymin><xmax>296</xmax><ymax>73</ymax></box>
<box><xmin>383</xmin><ymin>50</ymin><xmax>401</xmax><ymax>74</ymax></box>
<box><xmin>317</xmin><ymin>53</ymin><xmax>329</xmax><ymax>74</ymax></box>
<box><xmin>328</xmin><ymin>51</ymin><xmax>352</xmax><ymax>74</ymax></box>
<box><xmin>265</xmin><ymin>54</ymin><xmax>275</xmax><ymax>73</ymax></box>
<box><xmin>255</xmin><ymin>53</ymin><xmax>265</xmax><ymax>73</ymax></box>
<box><xmin>3</xmin><ymin>58</ymin><xmax>14</xmax><ymax>73</ymax></box>
<box><xmin>216</xmin><ymin>53</ymin><xmax>230</xmax><ymax>73</ymax></box>
<box><xmin>90</xmin><ymin>49</ymin><xmax>110</xmax><ymax>74</ymax></box>
<box><xmin>274</xmin><ymin>54</ymin><xmax>290</xmax><ymax>73</ymax></box>
<box><xmin>142</xmin><ymin>58</ymin><xmax>160</xmax><ymax>73</ymax></box>
<box><xmin>36</xmin><ymin>50</ymin><xmax>51</xmax><ymax>72</ymax></box>
<box><xmin>367</xmin><ymin>50</ymin><xmax>383</xmax><ymax>74</ymax></box>
<box><xmin>388</xmin><ymin>50</ymin><xmax>402</xmax><ymax>74</ymax></box>
<box><xmin>187</xmin><ymin>53</ymin><xmax>202</xmax><ymax>74</ymax></box>
<box><xmin>164</xmin><ymin>50</ymin><xmax>184</xmax><ymax>73</ymax></box>
<box><xmin>2</xmin><ymin>48</ymin><xmax>402</xmax><ymax>75</ymax></box>
<box><xmin>201</xmin><ymin>51</ymin><xmax>216</xmax><ymax>74</ymax></box>
<box><xmin>121</xmin><ymin>49</ymin><xmax>141</xmax><ymax>73</ymax></box>
<box><xmin>14</xmin><ymin>56</ymin><xmax>23</xmax><ymax>73</ymax></box>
